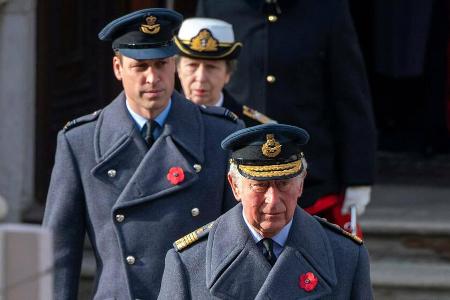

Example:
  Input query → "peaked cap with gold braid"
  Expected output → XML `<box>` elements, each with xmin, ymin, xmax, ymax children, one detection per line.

<box><xmin>221</xmin><ymin>124</ymin><xmax>309</xmax><ymax>180</ymax></box>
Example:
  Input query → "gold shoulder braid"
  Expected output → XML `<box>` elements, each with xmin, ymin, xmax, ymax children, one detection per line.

<box><xmin>242</xmin><ymin>105</ymin><xmax>277</xmax><ymax>124</ymax></box>
<box><xmin>314</xmin><ymin>216</ymin><xmax>363</xmax><ymax>245</ymax></box>
<box><xmin>173</xmin><ymin>221</ymin><xmax>215</xmax><ymax>252</ymax></box>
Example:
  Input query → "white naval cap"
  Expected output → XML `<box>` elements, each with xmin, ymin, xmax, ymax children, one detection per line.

<box><xmin>174</xmin><ymin>17</ymin><xmax>242</xmax><ymax>60</ymax></box>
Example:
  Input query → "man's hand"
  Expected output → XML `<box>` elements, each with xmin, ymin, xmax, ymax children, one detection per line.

<box><xmin>341</xmin><ymin>186</ymin><xmax>371</xmax><ymax>216</ymax></box>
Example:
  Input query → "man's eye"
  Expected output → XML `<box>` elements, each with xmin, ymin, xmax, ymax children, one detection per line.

<box><xmin>251</xmin><ymin>183</ymin><xmax>268</xmax><ymax>192</ymax></box>
<box><xmin>132</xmin><ymin>64</ymin><xmax>147</xmax><ymax>70</ymax></box>
<box><xmin>156</xmin><ymin>60</ymin><xmax>168</xmax><ymax>67</ymax></box>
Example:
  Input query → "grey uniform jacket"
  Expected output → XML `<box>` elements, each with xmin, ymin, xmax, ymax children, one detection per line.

<box><xmin>43</xmin><ymin>91</ymin><xmax>244</xmax><ymax>300</ymax></box>
<box><xmin>158</xmin><ymin>204</ymin><xmax>374</xmax><ymax>300</ymax></box>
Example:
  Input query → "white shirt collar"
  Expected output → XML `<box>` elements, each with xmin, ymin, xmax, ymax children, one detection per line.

<box><xmin>213</xmin><ymin>92</ymin><xmax>224</xmax><ymax>107</ymax></box>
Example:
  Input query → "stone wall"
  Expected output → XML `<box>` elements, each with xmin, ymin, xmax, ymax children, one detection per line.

<box><xmin>0</xmin><ymin>0</ymin><xmax>36</xmax><ymax>222</ymax></box>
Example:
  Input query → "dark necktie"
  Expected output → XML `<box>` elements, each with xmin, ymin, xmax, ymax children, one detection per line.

<box><xmin>143</xmin><ymin>120</ymin><xmax>158</xmax><ymax>148</ymax></box>
<box><xmin>260</xmin><ymin>238</ymin><xmax>277</xmax><ymax>266</ymax></box>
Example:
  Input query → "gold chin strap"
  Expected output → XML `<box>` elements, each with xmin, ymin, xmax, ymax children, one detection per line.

<box><xmin>238</xmin><ymin>160</ymin><xmax>302</xmax><ymax>178</ymax></box>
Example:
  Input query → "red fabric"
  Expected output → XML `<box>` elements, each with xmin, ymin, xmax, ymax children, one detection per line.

<box><xmin>166</xmin><ymin>167</ymin><xmax>185</xmax><ymax>185</ymax></box>
<box><xmin>299</xmin><ymin>272</ymin><xmax>318</xmax><ymax>292</ymax></box>
<box><xmin>304</xmin><ymin>193</ymin><xmax>363</xmax><ymax>239</ymax></box>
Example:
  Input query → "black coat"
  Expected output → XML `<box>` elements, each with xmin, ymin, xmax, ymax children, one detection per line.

<box><xmin>197</xmin><ymin>0</ymin><xmax>377</xmax><ymax>207</ymax></box>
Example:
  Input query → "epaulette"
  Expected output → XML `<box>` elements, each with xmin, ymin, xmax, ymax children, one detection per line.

<box><xmin>63</xmin><ymin>109</ymin><xmax>101</xmax><ymax>132</ymax></box>
<box><xmin>242</xmin><ymin>105</ymin><xmax>277</xmax><ymax>124</ymax></box>
<box><xmin>199</xmin><ymin>105</ymin><xmax>239</xmax><ymax>123</ymax></box>
<box><xmin>173</xmin><ymin>221</ymin><xmax>215</xmax><ymax>252</ymax></box>
<box><xmin>314</xmin><ymin>216</ymin><xmax>363</xmax><ymax>245</ymax></box>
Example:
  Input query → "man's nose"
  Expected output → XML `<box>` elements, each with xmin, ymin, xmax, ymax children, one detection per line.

<box><xmin>264</xmin><ymin>184</ymin><xmax>281</xmax><ymax>205</ymax></box>
<box><xmin>146</xmin><ymin>68</ymin><xmax>159</xmax><ymax>84</ymax></box>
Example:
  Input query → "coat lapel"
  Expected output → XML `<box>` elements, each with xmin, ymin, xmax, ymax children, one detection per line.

<box><xmin>92</xmin><ymin>92</ymin><xmax>206</xmax><ymax>209</ymax></box>
<box><xmin>91</xmin><ymin>92</ymin><xmax>148</xmax><ymax>192</ymax></box>
<box><xmin>256</xmin><ymin>208</ymin><xmax>337</xmax><ymax>300</ymax></box>
<box><xmin>206</xmin><ymin>204</ymin><xmax>271</xmax><ymax>300</ymax></box>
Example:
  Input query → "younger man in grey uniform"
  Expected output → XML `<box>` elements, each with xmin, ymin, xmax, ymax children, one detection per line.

<box><xmin>43</xmin><ymin>8</ymin><xmax>243</xmax><ymax>300</ymax></box>
<box><xmin>158</xmin><ymin>124</ymin><xmax>373</xmax><ymax>299</ymax></box>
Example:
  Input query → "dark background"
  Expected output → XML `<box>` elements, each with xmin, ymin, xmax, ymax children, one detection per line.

<box><xmin>34</xmin><ymin>0</ymin><xmax>449</xmax><ymax>210</ymax></box>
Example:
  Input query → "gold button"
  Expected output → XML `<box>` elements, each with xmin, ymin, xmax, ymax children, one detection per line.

<box><xmin>191</xmin><ymin>208</ymin><xmax>200</xmax><ymax>217</ymax></box>
<box><xmin>126</xmin><ymin>256</ymin><xmax>136</xmax><ymax>265</ymax></box>
<box><xmin>268</xmin><ymin>15</ymin><xmax>278</xmax><ymax>22</ymax></box>
<box><xmin>193</xmin><ymin>164</ymin><xmax>202</xmax><ymax>173</ymax></box>
<box><xmin>266</xmin><ymin>75</ymin><xmax>276</xmax><ymax>83</ymax></box>
<box><xmin>107</xmin><ymin>169</ymin><xmax>117</xmax><ymax>178</ymax></box>
<box><xmin>115</xmin><ymin>214</ymin><xmax>125</xmax><ymax>222</ymax></box>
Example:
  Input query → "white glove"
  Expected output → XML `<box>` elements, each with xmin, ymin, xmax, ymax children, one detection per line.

<box><xmin>341</xmin><ymin>186</ymin><xmax>371</xmax><ymax>216</ymax></box>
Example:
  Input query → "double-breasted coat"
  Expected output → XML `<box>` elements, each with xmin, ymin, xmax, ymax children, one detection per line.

<box><xmin>43</xmin><ymin>91</ymin><xmax>244</xmax><ymax>299</ymax></box>
<box><xmin>158</xmin><ymin>204</ymin><xmax>373</xmax><ymax>299</ymax></box>
<box><xmin>197</xmin><ymin>0</ymin><xmax>377</xmax><ymax>207</ymax></box>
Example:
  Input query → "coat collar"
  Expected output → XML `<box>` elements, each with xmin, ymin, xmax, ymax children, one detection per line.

<box><xmin>206</xmin><ymin>204</ymin><xmax>337</xmax><ymax>299</ymax></box>
<box><xmin>160</xmin><ymin>91</ymin><xmax>204</xmax><ymax>163</ymax></box>
<box><xmin>91</xmin><ymin>91</ymin><xmax>205</xmax><ymax>209</ymax></box>
<box><xmin>93</xmin><ymin>91</ymin><xmax>204</xmax><ymax>163</ymax></box>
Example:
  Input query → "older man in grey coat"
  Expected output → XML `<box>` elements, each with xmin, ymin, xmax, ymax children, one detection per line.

<box><xmin>43</xmin><ymin>8</ymin><xmax>243</xmax><ymax>300</ymax></box>
<box><xmin>158</xmin><ymin>124</ymin><xmax>373</xmax><ymax>299</ymax></box>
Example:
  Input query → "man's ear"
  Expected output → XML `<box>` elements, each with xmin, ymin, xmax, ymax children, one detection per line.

<box><xmin>227</xmin><ymin>174</ymin><xmax>241</xmax><ymax>202</ymax></box>
<box><xmin>297</xmin><ymin>171</ymin><xmax>307</xmax><ymax>198</ymax></box>
<box><xmin>112</xmin><ymin>56</ymin><xmax>123</xmax><ymax>81</ymax></box>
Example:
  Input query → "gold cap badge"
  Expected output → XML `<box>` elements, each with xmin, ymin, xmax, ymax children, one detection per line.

<box><xmin>262</xmin><ymin>134</ymin><xmax>282</xmax><ymax>157</ymax></box>
<box><xmin>190</xmin><ymin>29</ymin><xmax>219</xmax><ymax>52</ymax></box>
<box><xmin>140</xmin><ymin>15</ymin><xmax>160</xmax><ymax>35</ymax></box>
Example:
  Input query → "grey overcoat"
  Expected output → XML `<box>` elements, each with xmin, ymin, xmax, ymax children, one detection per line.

<box><xmin>43</xmin><ymin>91</ymin><xmax>244</xmax><ymax>300</ymax></box>
<box><xmin>158</xmin><ymin>204</ymin><xmax>374</xmax><ymax>299</ymax></box>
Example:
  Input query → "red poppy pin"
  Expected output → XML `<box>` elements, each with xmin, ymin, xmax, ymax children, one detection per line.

<box><xmin>299</xmin><ymin>272</ymin><xmax>318</xmax><ymax>292</ymax></box>
<box><xmin>167</xmin><ymin>167</ymin><xmax>185</xmax><ymax>185</ymax></box>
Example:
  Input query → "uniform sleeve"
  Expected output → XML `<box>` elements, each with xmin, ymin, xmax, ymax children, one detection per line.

<box><xmin>351</xmin><ymin>245</ymin><xmax>374</xmax><ymax>299</ymax></box>
<box><xmin>329</xmin><ymin>0</ymin><xmax>377</xmax><ymax>186</ymax></box>
<box><xmin>43</xmin><ymin>131</ymin><xmax>86</xmax><ymax>300</ymax></box>
<box><xmin>158</xmin><ymin>249</ymin><xmax>191</xmax><ymax>300</ymax></box>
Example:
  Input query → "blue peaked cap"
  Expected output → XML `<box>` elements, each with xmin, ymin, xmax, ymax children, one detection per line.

<box><xmin>98</xmin><ymin>8</ymin><xmax>183</xmax><ymax>60</ymax></box>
